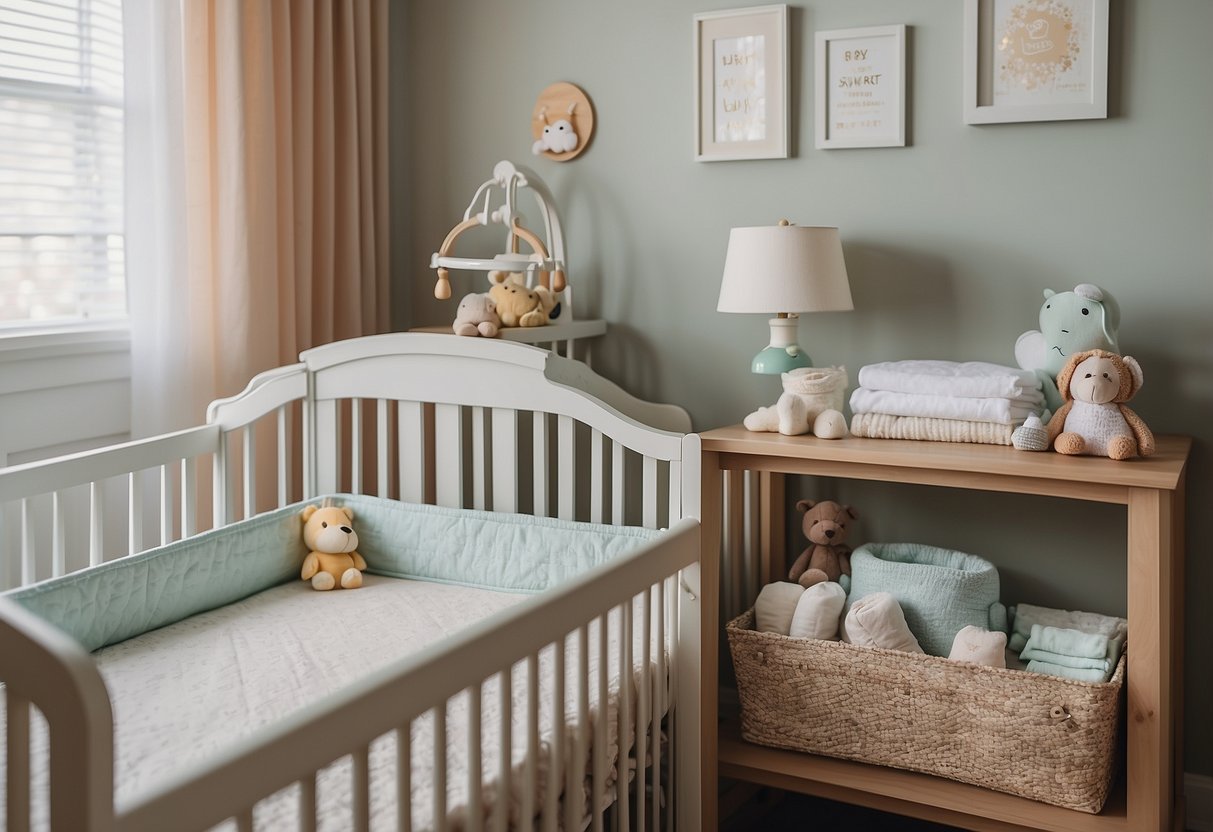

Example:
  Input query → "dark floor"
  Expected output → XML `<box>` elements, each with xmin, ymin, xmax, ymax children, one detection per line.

<box><xmin>721</xmin><ymin>787</ymin><xmax>961</xmax><ymax>831</ymax></box>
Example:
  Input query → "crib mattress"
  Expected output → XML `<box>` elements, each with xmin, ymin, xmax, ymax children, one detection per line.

<box><xmin>4</xmin><ymin>574</ymin><xmax>667</xmax><ymax>831</ymax></box>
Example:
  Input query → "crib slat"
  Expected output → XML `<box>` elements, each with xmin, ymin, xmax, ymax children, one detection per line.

<box><xmin>635</xmin><ymin>587</ymin><xmax>651</xmax><ymax>830</ymax></box>
<box><xmin>472</xmin><ymin>406</ymin><xmax>487</xmax><ymax>511</ymax></box>
<box><xmin>617</xmin><ymin>599</ymin><xmax>633</xmax><ymax>832</ymax></box>
<box><xmin>544</xmin><ymin>638</ymin><xmax>565</xmax><ymax>832</ymax></box>
<box><xmin>351</xmin><ymin>399</ymin><xmax>363</xmax><ymax>495</ymax></box>
<box><xmin>568</xmin><ymin>626</ymin><xmax>590</xmax><ymax>832</ymax></box>
<box><xmin>726</xmin><ymin>471</ymin><xmax>745</xmax><ymax>624</ymax></box>
<box><xmin>235</xmin><ymin>807</ymin><xmax>253</xmax><ymax>831</ymax></box>
<box><xmin>89</xmin><ymin>481</ymin><xmax>103</xmax><ymax>566</ymax></box>
<box><xmin>397</xmin><ymin>723</ymin><xmax>413</xmax><ymax>832</ymax></box>
<box><xmin>668</xmin><ymin>460</ymin><xmax>682</xmax><ymax>526</ymax></box>
<box><xmin>377</xmin><ymin>399</ymin><xmax>390</xmax><ymax>498</ymax></box>
<box><xmin>490</xmin><ymin>408</ymin><xmax>518</xmax><ymax>513</ymax></box>
<box><xmin>299</xmin><ymin>773</ymin><xmax>318</xmax><ymax>832</ymax></box>
<box><xmin>51</xmin><ymin>490</ymin><xmax>65</xmax><ymax>578</ymax></box>
<box><xmin>6</xmin><ymin>690</ymin><xmax>30</xmax><ymax>832</ymax></box>
<box><xmin>665</xmin><ymin>577</ymin><xmax>679</xmax><ymax>832</ymax></box>
<box><xmin>243</xmin><ymin>425</ymin><xmax>256</xmax><ymax>520</ymax></box>
<box><xmin>20</xmin><ymin>498</ymin><xmax>34</xmax><ymax>585</ymax></box>
<box><xmin>278</xmin><ymin>406</ymin><xmax>290</xmax><ymax>508</ymax></box>
<box><xmin>590</xmin><ymin>429</ymin><xmax>604</xmax><ymax>524</ymax></box>
<box><xmin>128</xmin><ymin>471</ymin><xmax>143</xmax><ymax>555</ymax></box>
<box><xmin>399</xmin><ymin>401</ymin><xmax>426</xmax><ymax>504</ymax></box>
<box><xmin>213</xmin><ymin>434</ymin><xmax>228</xmax><ymax>529</ymax></box>
<box><xmin>611</xmin><ymin>441</ymin><xmax>624</xmax><ymax>525</ymax></box>
<box><xmin>652</xmin><ymin>585</ymin><xmax>664</xmax><ymax>832</ymax></box>
<box><xmin>495</xmin><ymin>668</ymin><xmax>512</xmax><ymax>832</ymax></box>
<box><xmin>314</xmin><ymin>399</ymin><xmax>338</xmax><ymax>497</ymax></box>
<box><xmin>592</xmin><ymin>612</ymin><xmax>608</xmax><ymax>831</ymax></box>
<box><xmin>434</xmin><ymin>704</ymin><xmax>448</xmax><ymax>832</ymax></box>
<box><xmin>435</xmin><ymin>403</ymin><xmax>463</xmax><ymax>508</ymax></box>
<box><xmin>557</xmin><ymin>415</ymin><xmax>575</xmax><ymax>521</ymax></box>
<box><xmin>533</xmin><ymin>412</ymin><xmax>549</xmax><ymax>517</ymax></box>
<box><xmin>159</xmin><ymin>464</ymin><xmax>173</xmax><ymax>545</ymax></box>
<box><xmin>468</xmin><ymin>683</ymin><xmax>484</xmax><ymax>832</ymax></box>
<box><xmin>353</xmin><ymin>743</ymin><xmax>371</xmax><ymax>832</ymax></box>
<box><xmin>181</xmin><ymin>457</ymin><xmax>197</xmax><ymax>538</ymax></box>
<box><xmin>642</xmin><ymin>456</ymin><xmax>658</xmax><ymax>530</ymax></box>
<box><xmin>522</xmin><ymin>654</ymin><xmax>539</xmax><ymax>828</ymax></box>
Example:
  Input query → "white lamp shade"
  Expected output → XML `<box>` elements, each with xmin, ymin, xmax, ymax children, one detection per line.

<box><xmin>717</xmin><ymin>224</ymin><xmax>853</xmax><ymax>314</ymax></box>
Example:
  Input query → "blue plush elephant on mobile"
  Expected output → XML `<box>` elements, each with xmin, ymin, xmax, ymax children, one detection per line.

<box><xmin>1015</xmin><ymin>284</ymin><xmax>1120</xmax><ymax>413</ymax></box>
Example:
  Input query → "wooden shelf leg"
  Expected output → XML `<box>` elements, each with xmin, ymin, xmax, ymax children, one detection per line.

<box><xmin>699</xmin><ymin>450</ymin><xmax>722</xmax><ymax>832</ymax></box>
<box><xmin>1127</xmin><ymin>486</ymin><xmax>1176</xmax><ymax>832</ymax></box>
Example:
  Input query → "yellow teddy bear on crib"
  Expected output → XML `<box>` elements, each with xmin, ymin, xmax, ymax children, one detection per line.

<box><xmin>301</xmin><ymin>504</ymin><xmax>367</xmax><ymax>590</ymax></box>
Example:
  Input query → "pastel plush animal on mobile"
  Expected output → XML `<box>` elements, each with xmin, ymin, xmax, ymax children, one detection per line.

<box><xmin>1014</xmin><ymin>283</ymin><xmax>1120</xmax><ymax>412</ymax></box>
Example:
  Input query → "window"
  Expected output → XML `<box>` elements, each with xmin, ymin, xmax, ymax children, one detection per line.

<box><xmin>0</xmin><ymin>0</ymin><xmax>124</xmax><ymax>326</ymax></box>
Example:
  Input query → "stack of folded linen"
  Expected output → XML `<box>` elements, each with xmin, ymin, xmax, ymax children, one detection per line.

<box><xmin>849</xmin><ymin>360</ymin><xmax>1046</xmax><ymax>445</ymax></box>
<box><xmin>1009</xmin><ymin>603</ymin><xmax>1127</xmax><ymax>683</ymax></box>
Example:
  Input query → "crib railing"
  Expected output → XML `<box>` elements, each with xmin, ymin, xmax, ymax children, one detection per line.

<box><xmin>301</xmin><ymin>333</ymin><xmax>693</xmax><ymax>528</ymax></box>
<box><xmin>0</xmin><ymin>363</ymin><xmax>308</xmax><ymax>591</ymax></box>
<box><xmin>115</xmin><ymin>519</ymin><xmax>700</xmax><ymax>832</ymax></box>
<box><xmin>0</xmin><ymin>334</ymin><xmax>703</xmax><ymax>831</ymax></box>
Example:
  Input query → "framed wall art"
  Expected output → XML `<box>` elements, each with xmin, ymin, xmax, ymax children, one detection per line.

<box><xmin>693</xmin><ymin>5</ymin><xmax>789</xmax><ymax>161</ymax></box>
<box><xmin>815</xmin><ymin>24</ymin><xmax>906</xmax><ymax>149</ymax></box>
<box><xmin>964</xmin><ymin>0</ymin><xmax>1109</xmax><ymax>124</ymax></box>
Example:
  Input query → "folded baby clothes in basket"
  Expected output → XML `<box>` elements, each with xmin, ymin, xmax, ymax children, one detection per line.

<box><xmin>1011</xmin><ymin>604</ymin><xmax>1127</xmax><ymax>683</ymax></box>
<box><xmin>849</xmin><ymin>360</ymin><xmax>1046</xmax><ymax>445</ymax></box>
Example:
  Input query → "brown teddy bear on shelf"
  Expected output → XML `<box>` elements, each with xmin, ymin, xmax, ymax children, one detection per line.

<box><xmin>1047</xmin><ymin>349</ymin><xmax>1155</xmax><ymax>460</ymax></box>
<box><xmin>789</xmin><ymin>499</ymin><xmax>857</xmax><ymax>588</ymax></box>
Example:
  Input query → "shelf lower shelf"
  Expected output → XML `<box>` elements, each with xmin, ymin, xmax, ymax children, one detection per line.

<box><xmin>718</xmin><ymin>720</ymin><xmax>1127</xmax><ymax>832</ymax></box>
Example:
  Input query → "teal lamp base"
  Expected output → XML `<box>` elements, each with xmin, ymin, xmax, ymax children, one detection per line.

<box><xmin>751</xmin><ymin>344</ymin><xmax>811</xmax><ymax>374</ymax></box>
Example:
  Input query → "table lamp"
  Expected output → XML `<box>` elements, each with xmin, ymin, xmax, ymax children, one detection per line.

<box><xmin>717</xmin><ymin>220</ymin><xmax>853</xmax><ymax>373</ymax></box>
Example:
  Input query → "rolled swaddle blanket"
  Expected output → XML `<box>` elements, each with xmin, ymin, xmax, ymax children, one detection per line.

<box><xmin>848</xmin><ymin>542</ymin><xmax>1008</xmax><ymax>657</ymax></box>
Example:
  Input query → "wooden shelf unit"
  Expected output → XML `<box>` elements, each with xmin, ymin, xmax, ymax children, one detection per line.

<box><xmin>698</xmin><ymin>428</ymin><xmax>1190</xmax><ymax>832</ymax></box>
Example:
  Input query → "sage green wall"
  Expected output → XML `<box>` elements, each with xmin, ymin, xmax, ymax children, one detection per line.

<box><xmin>393</xmin><ymin>1</ymin><xmax>1213</xmax><ymax>775</ymax></box>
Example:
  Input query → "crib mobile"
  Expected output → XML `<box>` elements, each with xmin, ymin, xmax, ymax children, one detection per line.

<box><xmin>429</xmin><ymin>160</ymin><xmax>605</xmax><ymax>352</ymax></box>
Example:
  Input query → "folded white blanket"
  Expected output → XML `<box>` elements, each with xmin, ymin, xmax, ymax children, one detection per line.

<box><xmin>858</xmin><ymin>360</ymin><xmax>1044</xmax><ymax>401</ymax></box>
<box><xmin>850</xmin><ymin>387</ymin><xmax>1041</xmax><ymax>425</ymax></box>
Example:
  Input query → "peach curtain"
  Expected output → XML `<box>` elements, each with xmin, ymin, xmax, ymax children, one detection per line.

<box><xmin>180</xmin><ymin>0</ymin><xmax>389</xmax><ymax>408</ymax></box>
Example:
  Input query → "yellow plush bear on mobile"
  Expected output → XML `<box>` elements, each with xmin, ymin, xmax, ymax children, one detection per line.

<box><xmin>301</xmin><ymin>504</ymin><xmax>367</xmax><ymax>590</ymax></box>
<box><xmin>488</xmin><ymin>271</ymin><xmax>555</xmax><ymax>328</ymax></box>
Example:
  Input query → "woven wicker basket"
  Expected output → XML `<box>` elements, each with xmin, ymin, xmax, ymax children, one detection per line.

<box><xmin>727</xmin><ymin>609</ymin><xmax>1125</xmax><ymax>813</ymax></box>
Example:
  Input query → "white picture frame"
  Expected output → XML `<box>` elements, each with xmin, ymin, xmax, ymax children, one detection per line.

<box><xmin>815</xmin><ymin>24</ymin><xmax>907</xmax><ymax>149</ymax></box>
<box><xmin>693</xmin><ymin>4</ymin><xmax>789</xmax><ymax>162</ymax></box>
<box><xmin>964</xmin><ymin>0</ymin><xmax>1109</xmax><ymax>124</ymax></box>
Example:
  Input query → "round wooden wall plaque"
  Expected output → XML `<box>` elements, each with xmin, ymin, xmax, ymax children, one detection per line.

<box><xmin>531</xmin><ymin>82</ymin><xmax>594</xmax><ymax>162</ymax></box>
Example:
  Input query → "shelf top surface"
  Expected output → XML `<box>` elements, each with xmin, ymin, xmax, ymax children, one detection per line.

<box><xmin>700</xmin><ymin>426</ymin><xmax>1190</xmax><ymax>492</ymax></box>
<box><xmin>410</xmin><ymin>319</ymin><xmax>606</xmax><ymax>342</ymax></box>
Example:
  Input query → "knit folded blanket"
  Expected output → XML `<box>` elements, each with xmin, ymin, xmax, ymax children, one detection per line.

<box><xmin>850</xmin><ymin>412</ymin><xmax>1014</xmax><ymax>445</ymax></box>
<box><xmin>857</xmin><ymin>360</ymin><xmax>1044</xmax><ymax>401</ymax></box>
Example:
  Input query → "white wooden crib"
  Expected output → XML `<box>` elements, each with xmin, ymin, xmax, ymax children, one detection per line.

<box><xmin>0</xmin><ymin>334</ymin><xmax>704</xmax><ymax>832</ymax></box>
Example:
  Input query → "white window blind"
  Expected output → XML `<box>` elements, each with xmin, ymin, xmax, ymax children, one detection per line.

<box><xmin>0</xmin><ymin>0</ymin><xmax>124</xmax><ymax>325</ymax></box>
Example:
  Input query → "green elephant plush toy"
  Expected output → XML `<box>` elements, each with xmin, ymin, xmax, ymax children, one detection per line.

<box><xmin>1014</xmin><ymin>283</ymin><xmax>1120</xmax><ymax>413</ymax></box>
